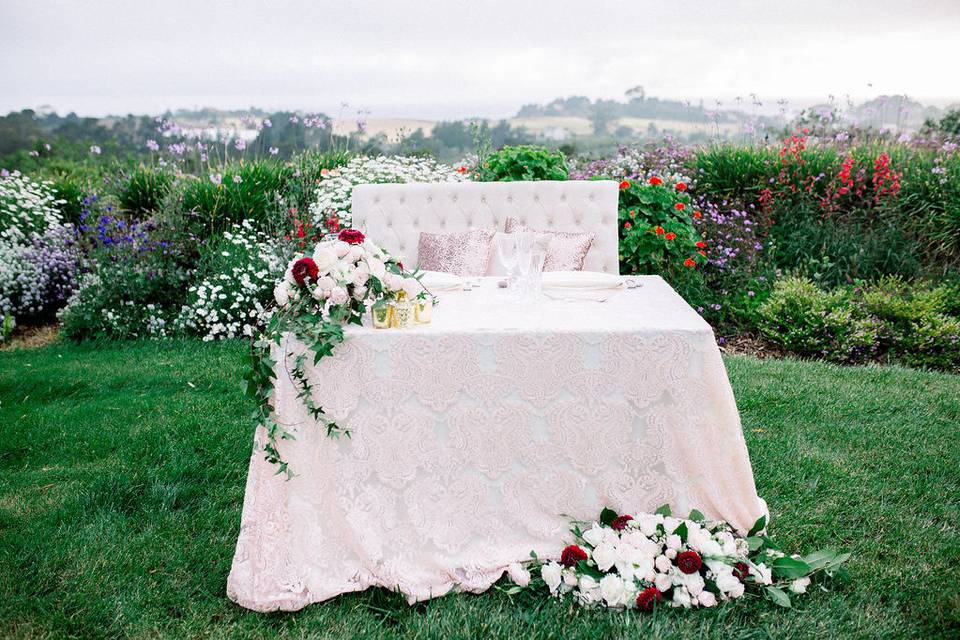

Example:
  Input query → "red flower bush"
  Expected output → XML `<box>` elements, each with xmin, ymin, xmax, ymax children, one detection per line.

<box><xmin>675</xmin><ymin>182</ymin><xmax>687</xmax><ymax>191</ymax></box>
<box><xmin>654</xmin><ymin>226</ymin><xmax>665</xmax><ymax>235</ymax></box>
<box><xmin>683</xmin><ymin>257</ymin><xmax>697</xmax><ymax>268</ymax></box>
<box><xmin>619</xmin><ymin>180</ymin><xmax>631</xmax><ymax>190</ymax></box>
<box><xmin>665</xmin><ymin>232</ymin><xmax>677</xmax><ymax>241</ymax></box>
<box><xmin>611</xmin><ymin>515</ymin><xmax>634</xmax><ymax>531</ymax></box>
<box><xmin>695</xmin><ymin>240</ymin><xmax>707</xmax><ymax>249</ymax></box>
<box><xmin>338</xmin><ymin>228</ymin><xmax>365</xmax><ymax>245</ymax></box>
<box><xmin>291</xmin><ymin>257</ymin><xmax>319</xmax><ymax>287</ymax></box>
<box><xmin>648</xmin><ymin>176</ymin><xmax>663</xmax><ymax>186</ymax></box>
<box><xmin>674</xmin><ymin>202</ymin><xmax>685</xmax><ymax>211</ymax></box>
<box><xmin>635</xmin><ymin>586</ymin><xmax>663</xmax><ymax>612</ymax></box>
<box><xmin>676</xmin><ymin>550</ymin><xmax>702</xmax><ymax>574</ymax></box>
<box><xmin>560</xmin><ymin>545</ymin><xmax>588</xmax><ymax>567</ymax></box>
<box><xmin>623</xmin><ymin>221</ymin><xmax>632</xmax><ymax>230</ymax></box>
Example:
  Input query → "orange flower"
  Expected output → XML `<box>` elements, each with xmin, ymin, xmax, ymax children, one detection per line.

<box><xmin>695</xmin><ymin>241</ymin><xmax>707</xmax><ymax>249</ymax></box>
<box><xmin>674</xmin><ymin>202</ymin><xmax>685</xmax><ymax>211</ymax></box>
<box><xmin>693</xmin><ymin>210</ymin><xmax>702</xmax><ymax>219</ymax></box>
<box><xmin>619</xmin><ymin>180</ymin><xmax>631</xmax><ymax>190</ymax></box>
<box><xmin>675</xmin><ymin>182</ymin><xmax>687</xmax><ymax>191</ymax></box>
<box><xmin>624</xmin><ymin>221</ymin><xmax>632</xmax><ymax>230</ymax></box>
<box><xmin>654</xmin><ymin>226</ymin><xmax>665</xmax><ymax>235</ymax></box>
<box><xmin>683</xmin><ymin>258</ymin><xmax>696</xmax><ymax>268</ymax></box>
<box><xmin>665</xmin><ymin>232</ymin><xmax>676</xmax><ymax>240</ymax></box>
<box><xmin>649</xmin><ymin>176</ymin><xmax>663</xmax><ymax>186</ymax></box>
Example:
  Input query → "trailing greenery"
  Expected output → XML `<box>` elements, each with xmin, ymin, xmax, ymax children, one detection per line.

<box><xmin>1</xmin><ymin>341</ymin><xmax>957</xmax><ymax>638</ymax></box>
<box><xmin>478</xmin><ymin>144</ymin><xmax>568</xmax><ymax>181</ymax></box>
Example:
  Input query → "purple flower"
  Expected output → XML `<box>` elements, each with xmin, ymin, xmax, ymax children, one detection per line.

<box><xmin>234</xmin><ymin>138</ymin><xmax>247</xmax><ymax>151</ymax></box>
<box><xmin>268</xmin><ymin>146</ymin><xmax>279</xmax><ymax>156</ymax></box>
<box><xmin>210</xmin><ymin>173</ymin><xmax>222</xmax><ymax>186</ymax></box>
<box><xmin>146</xmin><ymin>139</ymin><xmax>160</xmax><ymax>152</ymax></box>
<box><xmin>89</xmin><ymin>145</ymin><xmax>101</xmax><ymax>155</ymax></box>
<box><xmin>232</xmin><ymin>175</ymin><xmax>243</xmax><ymax>184</ymax></box>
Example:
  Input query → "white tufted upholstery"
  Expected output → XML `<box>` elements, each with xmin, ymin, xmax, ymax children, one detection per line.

<box><xmin>352</xmin><ymin>180</ymin><xmax>621</xmax><ymax>274</ymax></box>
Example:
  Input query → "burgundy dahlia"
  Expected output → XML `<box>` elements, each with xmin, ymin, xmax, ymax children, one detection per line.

<box><xmin>635</xmin><ymin>586</ymin><xmax>663</xmax><ymax>612</ymax></box>
<box><xmin>676</xmin><ymin>550</ymin><xmax>703</xmax><ymax>574</ymax></box>
<box><xmin>291</xmin><ymin>257</ymin><xmax>319</xmax><ymax>287</ymax></box>
<box><xmin>338</xmin><ymin>228</ymin><xmax>365</xmax><ymax>245</ymax></box>
<box><xmin>734</xmin><ymin>561</ymin><xmax>750</xmax><ymax>583</ymax></box>
<box><xmin>611</xmin><ymin>515</ymin><xmax>634</xmax><ymax>531</ymax></box>
<box><xmin>560</xmin><ymin>545</ymin><xmax>588</xmax><ymax>567</ymax></box>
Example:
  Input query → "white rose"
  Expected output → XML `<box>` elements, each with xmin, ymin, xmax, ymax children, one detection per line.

<box><xmin>366</xmin><ymin>257</ymin><xmax>386</xmax><ymax>279</ymax></box>
<box><xmin>654</xmin><ymin>573</ymin><xmax>672</xmax><ymax>592</ymax></box>
<box><xmin>352</xmin><ymin>267</ymin><xmax>370</xmax><ymax>288</ymax></box>
<box><xmin>347</xmin><ymin>244</ymin><xmax>365</xmax><ymax>263</ymax></box>
<box><xmin>273</xmin><ymin>281</ymin><xmax>290</xmax><ymax>306</ymax></box>
<box><xmin>599</xmin><ymin>574</ymin><xmax>626</xmax><ymax>607</ymax></box>
<box><xmin>311</xmin><ymin>246</ymin><xmax>337</xmax><ymax>274</ymax></box>
<box><xmin>507</xmin><ymin>563</ymin><xmax>530</xmax><ymax>587</ymax></box>
<box><xmin>698</xmin><ymin>591</ymin><xmax>718</xmax><ymax>607</ymax></box>
<box><xmin>582</xmin><ymin>524</ymin><xmax>605</xmax><ymax>548</ymax></box>
<box><xmin>333</xmin><ymin>240</ymin><xmax>350</xmax><ymax>257</ymax></box>
<box><xmin>576</xmin><ymin>576</ymin><xmax>601</xmax><ymax>605</ymax></box>
<box><xmin>751</xmin><ymin>563</ymin><xmax>773</xmax><ymax>586</ymax></box>
<box><xmin>382</xmin><ymin>273</ymin><xmax>402</xmax><ymax>292</ymax></box>
<box><xmin>716</xmin><ymin>572</ymin><xmax>745</xmax><ymax>598</ymax></box>
<box><xmin>672</xmin><ymin>587</ymin><xmax>692</xmax><ymax>608</ymax></box>
<box><xmin>592</xmin><ymin>543</ymin><xmax>617</xmax><ymax>572</ymax></box>
<box><xmin>315</xmin><ymin>275</ymin><xmax>336</xmax><ymax>292</ymax></box>
<box><xmin>655</xmin><ymin>555</ymin><xmax>672</xmax><ymax>573</ymax></box>
<box><xmin>789</xmin><ymin>576</ymin><xmax>811</xmax><ymax>594</ymax></box>
<box><xmin>683</xmin><ymin>573</ymin><xmax>705</xmax><ymax>597</ymax></box>
<box><xmin>665</xmin><ymin>548</ymin><xmax>678</xmax><ymax>560</ymax></box>
<box><xmin>666</xmin><ymin>535</ymin><xmax>682</xmax><ymax>550</ymax></box>
<box><xmin>311</xmin><ymin>285</ymin><xmax>328</xmax><ymax>300</ymax></box>
<box><xmin>541</xmin><ymin>562</ymin><xmax>562</xmax><ymax>593</ymax></box>
<box><xmin>663</xmin><ymin>517</ymin><xmax>681</xmax><ymax>534</ymax></box>
<box><xmin>636</xmin><ymin>514</ymin><xmax>659</xmax><ymax>537</ymax></box>
<box><xmin>563</xmin><ymin>569</ymin><xmax>579</xmax><ymax>587</ymax></box>
<box><xmin>329</xmin><ymin>287</ymin><xmax>349</xmax><ymax>305</ymax></box>
<box><xmin>352</xmin><ymin>285</ymin><xmax>368</xmax><ymax>300</ymax></box>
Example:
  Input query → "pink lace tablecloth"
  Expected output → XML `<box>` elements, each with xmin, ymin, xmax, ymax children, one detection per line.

<box><xmin>227</xmin><ymin>276</ymin><xmax>767</xmax><ymax>612</ymax></box>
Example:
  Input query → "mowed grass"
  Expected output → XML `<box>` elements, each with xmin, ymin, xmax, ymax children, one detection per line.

<box><xmin>1</xmin><ymin>340</ymin><xmax>958</xmax><ymax>639</ymax></box>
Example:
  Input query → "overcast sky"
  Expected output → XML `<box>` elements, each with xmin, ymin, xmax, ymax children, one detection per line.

<box><xmin>2</xmin><ymin>0</ymin><xmax>958</xmax><ymax>119</ymax></box>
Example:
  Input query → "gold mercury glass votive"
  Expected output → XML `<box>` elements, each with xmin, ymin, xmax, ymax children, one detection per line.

<box><xmin>414</xmin><ymin>297</ymin><xmax>432</xmax><ymax>324</ymax></box>
<box><xmin>371</xmin><ymin>299</ymin><xmax>393</xmax><ymax>329</ymax></box>
<box><xmin>390</xmin><ymin>292</ymin><xmax>415</xmax><ymax>329</ymax></box>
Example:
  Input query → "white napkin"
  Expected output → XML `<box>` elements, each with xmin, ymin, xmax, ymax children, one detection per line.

<box><xmin>541</xmin><ymin>271</ymin><xmax>624</xmax><ymax>290</ymax></box>
<box><xmin>418</xmin><ymin>270</ymin><xmax>464</xmax><ymax>291</ymax></box>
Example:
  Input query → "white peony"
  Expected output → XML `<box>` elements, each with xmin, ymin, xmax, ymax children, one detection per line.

<box><xmin>698</xmin><ymin>591</ymin><xmax>718</xmax><ymax>607</ymax></box>
<box><xmin>576</xmin><ymin>575</ymin><xmax>602</xmax><ymax>605</ymax></box>
<box><xmin>347</xmin><ymin>244</ymin><xmax>365</xmax><ymax>263</ymax></box>
<box><xmin>352</xmin><ymin>266</ymin><xmax>370</xmax><ymax>288</ymax></box>
<box><xmin>666</xmin><ymin>535</ymin><xmax>682</xmax><ymax>550</ymax></box>
<box><xmin>541</xmin><ymin>562</ymin><xmax>563</xmax><ymax>593</ymax></box>
<box><xmin>598</xmin><ymin>574</ymin><xmax>626</xmax><ymax>607</ymax></box>
<box><xmin>636</xmin><ymin>513</ymin><xmax>660</xmax><ymax>537</ymax></box>
<box><xmin>316</xmin><ymin>275</ymin><xmax>336</xmax><ymax>292</ymax></box>
<box><xmin>654</xmin><ymin>573</ymin><xmax>672</xmax><ymax>592</ymax></box>
<box><xmin>582</xmin><ymin>524</ymin><xmax>605</xmax><ymax>547</ymax></box>
<box><xmin>672</xmin><ymin>586</ymin><xmax>693</xmax><ymax>608</ymax></box>
<box><xmin>506</xmin><ymin>563</ymin><xmax>530</xmax><ymax>587</ymax></box>
<box><xmin>665</xmin><ymin>548</ymin><xmax>678</xmax><ymax>560</ymax></box>
<box><xmin>311</xmin><ymin>285</ymin><xmax>328</xmax><ymax>301</ymax></box>
<box><xmin>329</xmin><ymin>287</ymin><xmax>349</xmax><ymax>305</ymax></box>
<box><xmin>715</xmin><ymin>572</ymin><xmax>745</xmax><ymax>598</ymax></box>
<box><xmin>789</xmin><ymin>576</ymin><xmax>811</xmax><ymax>593</ymax></box>
<box><xmin>311</xmin><ymin>246</ymin><xmax>338</xmax><ymax>275</ymax></box>
<box><xmin>655</xmin><ymin>554</ymin><xmax>673</xmax><ymax>573</ymax></box>
<box><xmin>563</xmin><ymin>569</ymin><xmax>579</xmax><ymax>587</ymax></box>
<box><xmin>382</xmin><ymin>273</ymin><xmax>403</xmax><ymax>292</ymax></box>
<box><xmin>592</xmin><ymin>543</ymin><xmax>617</xmax><ymax>572</ymax></box>
<box><xmin>333</xmin><ymin>240</ymin><xmax>351</xmax><ymax>257</ymax></box>
<box><xmin>683</xmin><ymin>573</ymin><xmax>705</xmax><ymax>597</ymax></box>
<box><xmin>365</xmin><ymin>257</ymin><xmax>386</xmax><ymax>279</ymax></box>
<box><xmin>663</xmin><ymin>517</ymin><xmax>681</xmax><ymax>534</ymax></box>
<box><xmin>352</xmin><ymin>285</ymin><xmax>367</xmax><ymax>300</ymax></box>
<box><xmin>751</xmin><ymin>563</ymin><xmax>773</xmax><ymax>586</ymax></box>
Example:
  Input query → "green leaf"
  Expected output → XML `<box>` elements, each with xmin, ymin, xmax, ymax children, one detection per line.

<box><xmin>771</xmin><ymin>556</ymin><xmax>812</xmax><ymax>580</ymax></box>
<box><xmin>673</xmin><ymin>522</ymin><xmax>688</xmax><ymax>542</ymax></box>
<box><xmin>654</xmin><ymin>504</ymin><xmax>672</xmax><ymax>516</ymax></box>
<box><xmin>747</xmin><ymin>515</ymin><xmax>767</xmax><ymax>537</ymax></box>
<box><xmin>576</xmin><ymin>560</ymin><xmax>604</xmax><ymax>581</ymax></box>
<box><xmin>801</xmin><ymin>548</ymin><xmax>838</xmax><ymax>571</ymax></box>
<box><xmin>688</xmin><ymin>509</ymin><xmax>705</xmax><ymax>522</ymax></box>
<box><xmin>746</xmin><ymin>536</ymin><xmax>764</xmax><ymax>552</ymax></box>
<box><xmin>765</xmin><ymin>586</ymin><xmax>792</xmax><ymax>608</ymax></box>
<box><xmin>599</xmin><ymin>508</ymin><xmax>618</xmax><ymax>526</ymax></box>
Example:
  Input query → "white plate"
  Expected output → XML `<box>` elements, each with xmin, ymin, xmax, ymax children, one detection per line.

<box><xmin>418</xmin><ymin>270</ymin><xmax>464</xmax><ymax>291</ymax></box>
<box><xmin>541</xmin><ymin>271</ymin><xmax>624</xmax><ymax>290</ymax></box>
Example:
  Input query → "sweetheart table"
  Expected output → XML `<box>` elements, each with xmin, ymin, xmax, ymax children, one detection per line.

<box><xmin>227</xmin><ymin>275</ymin><xmax>767</xmax><ymax>612</ymax></box>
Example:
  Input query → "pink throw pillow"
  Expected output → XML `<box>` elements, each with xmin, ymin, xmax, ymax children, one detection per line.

<box><xmin>417</xmin><ymin>229</ymin><xmax>496</xmax><ymax>276</ymax></box>
<box><xmin>504</xmin><ymin>218</ymin><xmax>594</xmax><ymax>271</ymax></box>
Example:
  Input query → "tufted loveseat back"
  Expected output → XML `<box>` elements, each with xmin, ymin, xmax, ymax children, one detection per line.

<box><xmin>351</xmin><ymin>180</ymin><xmax>620</xmax><ymax>275</ymax></box>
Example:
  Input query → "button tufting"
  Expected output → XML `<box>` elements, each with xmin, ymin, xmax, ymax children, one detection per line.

<box><xmin>387</xmin><ymin>220</ymin><xmax>393</xmax><ymax>227</ymax></box>
<box><xmin>589</xmin><ymin>195</ymin><xmax>595</xmax><ymax>201</ymax></box>
<box><xmin>374</xmin><ymin>196</ymin><xmax>380</xmax><ymax>203</ymax></box>
<box><xmin>507</xmin><ymin>195</ymin><xmax>513</xmax><ymax>202</ymax></box>
<box><xmin>427</xmin><ymin>196</ymin><xmax>433</xmax><ymax>203</ymax></box>
<box><xmin>452</xmin><ymin>195</ymin><xmax>458</xmax><ymax>202</ymax></box>
<box><xmin>560</xmin><ymin>194</ymin><xmax>567</xmax><ymax>201</ymax></box>
<box><xmin>534</xmin><ymin>195</ymin><xmax>540</xmax><ymax>202</ymax></box>
<box><xmin>480</xmin><ymin>196</ymin><xmax>487</xmax><ymax>203</ymax></box>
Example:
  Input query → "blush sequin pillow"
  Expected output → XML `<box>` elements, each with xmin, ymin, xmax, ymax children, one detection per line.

<box><xmin>503</xmin><ymin>218</ymin><xmax>595</xmax><ymax>271</ymax></box>
<box><xmin>417</xmin><ymin>229</ymin><xmax>496</xmax><ymax>276</ymax></box>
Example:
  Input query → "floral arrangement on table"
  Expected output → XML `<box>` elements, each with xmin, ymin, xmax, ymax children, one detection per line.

<box><xmin>307</xmin><ymin>155</ymin><xmax>469</xmax><ymax>234</ymax></box>
<box><xmin>515</xmin><ymin>506</ymin><xmax>849</xmax><ymax>612</ymax></box>
<box><xmin>245</xmin><ymin>227</ymin><xmax>429</xmax><ymax>475</ymax></box>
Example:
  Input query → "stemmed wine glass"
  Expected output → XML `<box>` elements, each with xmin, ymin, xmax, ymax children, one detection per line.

<box><xmin>496</xmin><ymin>233</ymin><xmax>518</xmax><ymax>290</ymax></box>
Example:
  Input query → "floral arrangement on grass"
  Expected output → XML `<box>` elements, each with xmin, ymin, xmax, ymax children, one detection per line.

<box><xmin>307</xmin><ymin>155</ymin><xmax>469</xmax><ymax>233</ymax></box>
<box><xmin>246</xmin><ymin>228</ymin><xmax>429</xmax><ymax>475</ymax></box>
<box><xmin>524</xmin><ymin>506</ymin><xmax>848</xmax><ymax>612</ymax></box>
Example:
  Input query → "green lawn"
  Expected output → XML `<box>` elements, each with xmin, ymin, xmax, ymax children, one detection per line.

<box><xmin>1</xmin><ymin>340</ymin><xmax>958</xmax><ymax>639</ymax></box>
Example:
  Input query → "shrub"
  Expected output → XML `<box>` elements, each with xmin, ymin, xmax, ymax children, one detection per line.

<box><xmin>308</xmin><ymin>155</ymin><xmax>468</xmax><ymax>232</ymax></box>
<box><xmin>477</xmin><ymin>145</ymin><xmax>568</xmax><ymax>182</ymax></box>
<box><xmin>570</xmin><ymin>137</ymin><xmax>694</xmax><ymax>188</ymax></box>
<box><xmin>115</xmin><ymin>165</ymin><xmax>173</xmax><ymax>215</ymax></box>
<box><xmin>177</xmin><ymin>221</ymin><xmax>288</xmax><ymax>340</ymax></box>
<box><xmin>163</xmin><ymin>161</ymin><xmax>291</xmax><ymax>241</ymax></box>
<box><xmin>617</xmin><ymin>179</ymin><xmax>706</xmax><ymax>276</ymax></box>
<box><xmin>0</xmin><ymin>224</ymin><xmax>79</xmax><ymax>324</ymax></box>
<box><xmin>0</xmin><ymin>170</ymin><xmax>65</xmax><ymax>237</ymax></box>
